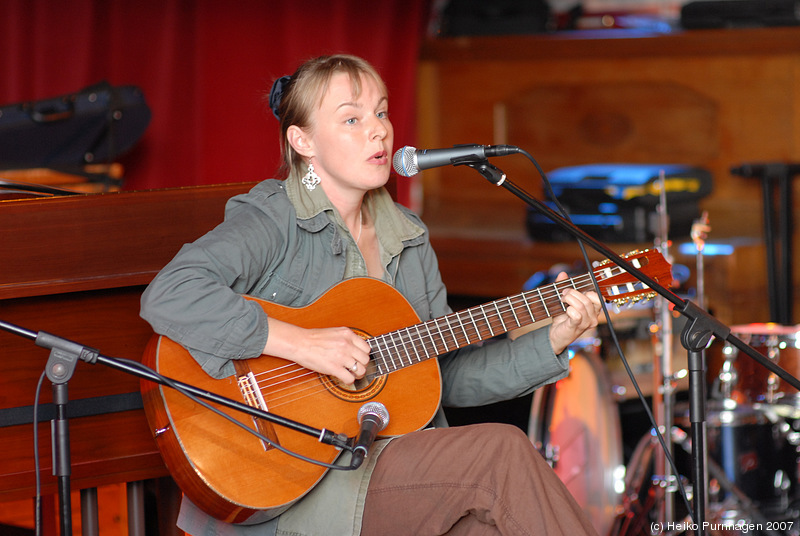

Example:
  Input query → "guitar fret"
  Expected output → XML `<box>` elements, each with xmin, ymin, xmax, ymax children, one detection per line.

<box><xmin>389</xmin><ymin>331</ymin><xmax>408</xmax><ymax>370</ymax></box>
<box><xmin>419</xmin><ymin>322</ymin><xmax>436</xmax><ymax>358</ymax></box>
<box><xmin>401</xmin><ymin>329</ymin><xmax>418</xmax><ymax>365</ymax></box>
<box><xmin>370</xmin><ymin>337</ymin><xmax>390</xmax><ymax>374</ymax></box>
<box><xmin>522</xmin><ymin>292</ymin><xmax>535</xmax><ymax>323</ymax></box>
<box><xmin>376</xmin><ymin>334</ymin><xmax>393</xmax><ymax>371</ymax></box>
<box><xmin>389</xmin><ymin>330</ymin><xmax>407</xmax><ymax>369</ymax></box>
<box><xmin>556</xmin><ymin>282</ymin><xmax>568</xmax><ymax>312</ymax></box>
<box><xmin>455</xmin><ymin>312</ymin><xmax>471</xmax><ymax>345</ymax></box>
<box><xmin>434</xmin><ymin>318</ymin><xmax>449</xmax><ymax>353</ymax></box>
<box><xmin>429</xmin><ymin>321</ymin><xmax>444</xmax><ymax>354</ymax></box>
<box><xmin>507</xmin><ymin>297</ymin><xmax>521</xmax><ymax>327</ymax></box>
<box><xmin>448</xmin><ymin>316</ymin><xmax>460</xmax><ymax>348</ymax></box>
<box><xmin>368</xmin><ymin>340</ymin><xmax>382</xmax><ymax>375</ymax></box>
<box><xmin>480</xmin><ymin>305</ymin><xmax>495</xmax><ymax>337</ymax></box>
<box><xmin>466</xmin><ymin>309</ymin><xmax>483</xmax><ymax>340</ymax></box>
<box><xmin>537</xmin><ymin>287</ymin><xmax>549</xmax><ymax>317</ymax></box>
<box><xmin>383</xmin><ymin>333</ymin><xmax>401</xmax><ymax>372</ymax></box>
<box><xmin>443</xmin><ymin>316</ymin><xmax>457</xmax><ymax>347</ymax></box>
<box><xmin>414</xmin><ymin>325</ymin><xmax>431</xmax><ymax>360</ymax></box>
<box><xmin>493</xmin><ymin>302</ymin><xmax>507</xmax><ymax>331</ymax></box>
<box><xmin>426</xmin><ymin>323</ymin><xmax>438</xmax><ymax>355</ymax></box>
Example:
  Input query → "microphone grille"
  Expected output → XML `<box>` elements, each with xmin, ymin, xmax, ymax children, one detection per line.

<box><xmin>392</xmin><ymin>146</ymin><xmax>418</xmax><ymax>177</ymax></box>
<box><xmin>358</xmin><ymin>401</ymin><xmax>390</xmax><ymax>429</ymax></box>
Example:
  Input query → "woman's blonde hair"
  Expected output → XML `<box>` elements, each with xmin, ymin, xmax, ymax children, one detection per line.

<box><xmin>271</xmin><ymin>54</ymin><xmax>387</xmax><ymax>179</ymax></box>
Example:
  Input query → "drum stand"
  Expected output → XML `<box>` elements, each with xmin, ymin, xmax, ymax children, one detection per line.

<box><xmin>464</xmin><ymin>157</ymin><xmax>800</xmax><ymax>536</ymax></box>
<box><xmin>651</xmin><ymin>177</ymin><xmax>679</xmax><ymax>526</ymax></box>
<box><xmin>653</xmin><ymin>207</ymin><xmax>713</xmax><ymax>527</ymax></box>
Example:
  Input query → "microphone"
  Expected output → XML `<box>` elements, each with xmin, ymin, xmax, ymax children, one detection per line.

<box><xmin>392</xmin><ymin>144</ymin><xmax>519</xmax><ymax>177</ymax></box>
<box><xmin>349</xmin><ymin>401</ymin><xmax>390</xmax><ymax>469</ymax></box>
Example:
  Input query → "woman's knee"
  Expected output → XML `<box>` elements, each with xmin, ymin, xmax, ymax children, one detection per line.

<box><xmin>466</xmin><ymin>422</ymin><xmax>534</xmax><ymax>454</ymax></box>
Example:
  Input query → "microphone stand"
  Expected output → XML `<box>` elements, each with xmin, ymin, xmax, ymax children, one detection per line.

<box><xmin>0</xmin><ymin>319</ymin><xmax>353</xmax><ymax>536</ymax></box>
<box><xmin>462</xmin><ymin>159</ymin><xmax>800</xmax><ymax>535</ymax></box>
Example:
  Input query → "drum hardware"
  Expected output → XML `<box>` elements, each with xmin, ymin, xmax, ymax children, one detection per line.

<box><xmin>657</xmin><ymin>369</ymin><xmax>688</xmax><ymax>396</ymax></box>
<box><xmin>609</xmin><ymin>428</ymin><xmax>693</xmax><ymax>536</ymax></box>
<box><xmin>717</xmin><ymin>350</ymin><xmax>738</xmax><ymax>401</ymax></box>
<box><xmin>650</xmin><ymin>178</ymin><xmax>687</xmax><ymax>527</ymax></box>
<box><xmin>651</xmin><ymin>470</ymin><xmax>683</xmax><ymax>495</ymax></box>
<box><xmin>670</xmin><ymin>424</ymin><xmax>793</xmax><ymax>536</ymax></box>
<box><xmin>712</xmin><ymin>324</ymin><xmax>800</xmax><ymax>419</ymax></box>
<box><xmin>613</xmin><ymin>422</ymin><xmax>796</xmax><ymax>536</ymax></box>
<box><xmin>535</xmin><ymin>442</ymin><xmax>560</xmax><ymax>469</ymax></box>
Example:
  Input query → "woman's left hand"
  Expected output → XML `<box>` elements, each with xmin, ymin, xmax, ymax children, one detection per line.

<box><xmin>548</xmin><ymin>271</ymin><xmax>603</xmax><ymax>355</ymax></box>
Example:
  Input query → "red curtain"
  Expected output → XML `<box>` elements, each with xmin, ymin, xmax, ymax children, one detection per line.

<box><xmin>0</xmin><ymin>0</ymin><xmax>430</xmax><ymax>205</ymax></box>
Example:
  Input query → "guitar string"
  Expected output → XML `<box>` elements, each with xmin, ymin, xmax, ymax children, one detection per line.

<box><xmin>249</xmin><ymin>273</ymin><xmax>591</xmax><ymax>389</ymax></box>
<box><xmin>249</xmin><ymin>265</ymin><xmax>642</xmax><ymax>398</ymax></box>
<box><xmin>245</xmin><ymin>264</ymin><xmax>652</xmax><ymax>410</ymax></box>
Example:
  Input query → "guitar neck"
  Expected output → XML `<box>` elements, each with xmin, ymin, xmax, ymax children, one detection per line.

<box><xmin>367</xmin><ymin>273</ymin><xmax>593</xmax><ymax>376</ymax></box>
<box><xmin>365</xmin><ymin>248</ymin><xmax>670</xmax><ymax>377</ymax></box>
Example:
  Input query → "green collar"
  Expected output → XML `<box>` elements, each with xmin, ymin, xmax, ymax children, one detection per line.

<box><xmin>284</xmin><ymin>172</ymin><xmax>424</xmax><ymax>260</ymax></box>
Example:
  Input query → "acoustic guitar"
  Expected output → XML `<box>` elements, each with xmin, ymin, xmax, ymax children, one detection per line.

<box><xmin>140</xmin><ymin>249</ymin><xmax>671</xmax><ymax>522</ymax></box>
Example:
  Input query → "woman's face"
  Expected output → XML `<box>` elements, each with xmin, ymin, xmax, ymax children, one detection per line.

<box><xmin>302</xmin><ymin>72</ymin><xmax>394</xmax><ymax>200</ymax></box>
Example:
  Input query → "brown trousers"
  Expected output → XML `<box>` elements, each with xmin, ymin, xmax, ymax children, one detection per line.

<box><xmin>361</xmin><ymin>422</ymin><xmax>599</xmax><ymax>536</ymax></box>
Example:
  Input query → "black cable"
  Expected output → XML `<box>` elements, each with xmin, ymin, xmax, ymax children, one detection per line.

<box><xmin>33</xmin><ymin>370</ymin><xmax>46</xmax><ymax>536</ymax></box>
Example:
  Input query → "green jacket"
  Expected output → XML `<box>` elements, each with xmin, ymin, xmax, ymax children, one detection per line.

<box><xmin>140</xmin><ymin>175</ymin><xmax>570</xmax><ymax>535</ymax></box>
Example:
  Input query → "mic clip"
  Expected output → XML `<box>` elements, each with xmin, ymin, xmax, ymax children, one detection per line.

<box><xmin>462</xmin><ymin>160</ymin><xmax>507</xmax><ymax>186</ymax></box>
<box><xmin>450</xmin><ymin>154</ymin><xmax>490</xmax><ymax>168</ymax></box>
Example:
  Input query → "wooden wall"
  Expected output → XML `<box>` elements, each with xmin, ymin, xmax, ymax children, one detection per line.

<box><xmin>417</xmin><ymin>27</ymin><xmax>800</xmax><ymax>327</ymax></box>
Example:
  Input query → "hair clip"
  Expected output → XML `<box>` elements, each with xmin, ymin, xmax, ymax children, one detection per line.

<box><xmin>269</xmin><ymin>75</ymin><xmax>292</xmax><ymax>120</ymax></box>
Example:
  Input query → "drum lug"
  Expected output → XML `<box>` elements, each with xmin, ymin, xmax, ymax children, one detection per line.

<box><xmin>719</xmin><ymin>357</ymin><xmax>738</xmax><ymax>399</ymax></box>
<box><xmin>786</xmin><ymin>428</ymin><xmax>800</xmax><ymax>446</ymax></box>
<box><xmin>535</xmin><ymin>441</ymin><xmax>560</xmax><ymax>469</ymax></box>
<box><xmin>650</xmin><ymin>473</ymin><xmax>682</xmax><ymax>494</ymax></box>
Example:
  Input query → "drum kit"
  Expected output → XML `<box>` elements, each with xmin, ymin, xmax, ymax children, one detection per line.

<box><xmin>528</xmin><ymin>217</ymin><xmax>800</xmax><ymax>535</ymax></box>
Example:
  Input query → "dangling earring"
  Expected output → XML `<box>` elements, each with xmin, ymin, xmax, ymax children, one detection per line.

<box><xmin>301</xmin><ymin>161</ymin><xmax>321</xmax><ymax>191</ymax></box>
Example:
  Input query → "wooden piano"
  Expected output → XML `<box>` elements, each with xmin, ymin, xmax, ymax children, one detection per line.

<box><xmin>0</xmin><ymin>182</ymin><xmax>256</xmax><ymax>535</ymax></box>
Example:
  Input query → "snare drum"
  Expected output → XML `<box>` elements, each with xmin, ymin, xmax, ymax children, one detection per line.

<box><xmin>529</xmin><ymin>350</ymin><xmax>624</xmax><ymax>536</ymax></box>
<box><xmin>717</xmin><ymin>324</ymin><xmax>800</xmax><ymax>417</ymax></box>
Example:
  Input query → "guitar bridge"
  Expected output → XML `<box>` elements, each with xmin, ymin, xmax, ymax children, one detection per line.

<box><xmin>239</xmin><ymin>371</ymin><xmax>269</xmax><ymax>411</ymax></box>
<box><xmin>235</xmin><ymin>366</ymin><xmax>279</xmax><ymax>451</ymax></box>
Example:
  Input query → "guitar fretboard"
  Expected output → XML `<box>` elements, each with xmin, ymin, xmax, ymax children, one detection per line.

<box><xmin>366</xmin><ymin>274</ymin><xmax>592</xmax><ymax>376</ymax></box>
<box><xmin>364</xmin><ymin>249</ymin><xmax>664</xmax><ymax>377</ymax></box>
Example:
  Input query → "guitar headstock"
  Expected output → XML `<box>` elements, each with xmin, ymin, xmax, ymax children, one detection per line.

<box><xmin>592</xmin><ymin>249</ymin><xmax>673</xmax><ymax>306</ymax></box>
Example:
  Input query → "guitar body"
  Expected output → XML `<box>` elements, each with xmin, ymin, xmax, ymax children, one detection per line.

<box><xmin>140</xmin><ymin>277</ymin><xmax>442</xmax><ymax>523</ymax></box>
<box><xmin>141</xmin><ymin>248</ymin><xmax>672</xmax><ymax>522</ymax></box>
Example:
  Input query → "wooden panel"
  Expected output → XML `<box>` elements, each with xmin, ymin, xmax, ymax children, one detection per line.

<box><xmin>0</xmin><ymin>413</ymin><xmax>164</xmax><ymax>501</ymax></box>
<box><xmin>506</xmin><ymin>81</ymin><xmax>719</xmax><ymax>166</ymax></box>
<box><xmin>417</xmin><ymin>27</ymin><xmax>800</xmax><ymax>326</ymax></box>
<box><xmin>0</xmin><ymin>182</ymin><xmax>256</xmax><ymax>299</ymax></box>
<box><xmin>0</xmin><ymin>183</ymin><xmax>255</xmax><ymax>504</ymax></box>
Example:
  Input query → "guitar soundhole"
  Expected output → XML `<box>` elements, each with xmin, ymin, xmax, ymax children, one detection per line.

<box><xmin>321</xmin><ymin>359</ymin><xmax>387</xmax><ymax>402</ymax></box>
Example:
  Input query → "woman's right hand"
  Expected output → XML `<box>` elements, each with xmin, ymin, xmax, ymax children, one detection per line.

<box><xmin>264</xmin><ymin>318</ymin><xmax>371</xmax><ymax>384</ymax></box>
